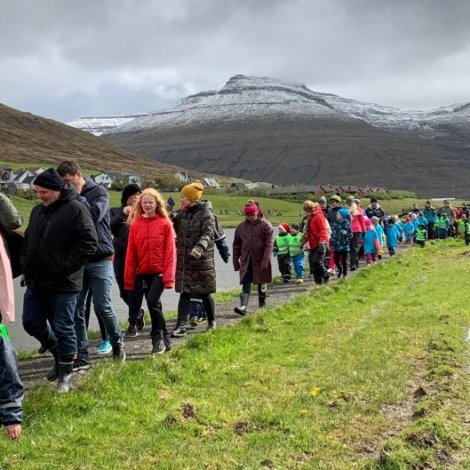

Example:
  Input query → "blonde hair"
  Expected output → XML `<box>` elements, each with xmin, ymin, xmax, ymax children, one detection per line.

<box><xmin>128</xmin><ymin>188</ymin><xmax>170</xmax><ymax>223</ymax></box>
<box><xmin>303</xmin><ymin>200</ymin><xmax>315</xmax><ymax>212</ymax></box>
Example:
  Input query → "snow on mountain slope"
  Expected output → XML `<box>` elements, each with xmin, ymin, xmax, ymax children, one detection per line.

<box><xmin>105</xmin><ymin>75</ymin><xmax>343</xmax><ymax>134</ymax></box>
<box><xmin>67</xmin><ymin>113</ymin><xmax>147</xmax><ymax>136</ymax></box>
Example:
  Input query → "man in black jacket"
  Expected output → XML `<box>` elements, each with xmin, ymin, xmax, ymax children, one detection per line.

<box><xmin>57</xmin><ymin>161</ymin><xmax>125</xmax><ymax>367</ymax></box>
<box><xmin>21</xmin><ymin>169</ymin><xmax>98</xmax><ymax>393</ymax></box>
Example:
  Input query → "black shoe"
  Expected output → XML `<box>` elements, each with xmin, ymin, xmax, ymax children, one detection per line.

<box><xmin>125</xmin><ymin>325</ymin><xmax>138</xmax><ymax>338</ymax></box>
<box><xmin>112</xmin><ymin>345</ymin><xmax>126</xmax><ymax>362</ymax></box>
<box><xmin>171</xmin><ymin>326</ymin><xmax>186</xmax><ymax>338</ymax></box>
<box><xmin>72</xmin><ymin>357</ymin><xmax>90</xmax><ymax>372</ymax></box>
<box><xmin>207</xmin><ymin>322</ymin><xmax>216</xmax><ymax>332</ymax></box>
<box><xmin>151</xmin><ymin>337</ymin><xmax>166</xmax><ymax>355</ymax></box>
<box><xmin>136</xmin><ymin>308</ymin><xmax>145</xmax><ymax>331</ymax></box>
<box><xmin>38</xmin><ymin>344</ymin><xmax>48</xmax><ymax>354</ymax></box>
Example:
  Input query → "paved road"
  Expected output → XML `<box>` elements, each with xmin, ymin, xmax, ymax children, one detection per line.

<box><xmin>8</xmin><ymin>228</ymin><xmax>280</xmax><ymax>351</ymax></box>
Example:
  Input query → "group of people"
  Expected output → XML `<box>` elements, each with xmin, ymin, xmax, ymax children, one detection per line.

<box><xmin>0</xmin><ymin>172</ymin><xmax>466</xmax><ymax>439</ymax></box>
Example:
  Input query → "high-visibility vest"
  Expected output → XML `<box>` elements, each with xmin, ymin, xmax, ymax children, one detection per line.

<box><xmin>288</xmin><ymin>232</ymin><xmax>303</xmax><ymax>257</ymax></box>
<box><xmin>416</xmin><ymin>229</ymin><xmax>427</xmax><ymax>241</ymax></box>
<box><xmin>275</xmin><ymin>234</ymin><xmax>290</xmax><ymax>255</ymax></box>
<box><xmin>436</xmin><ymin>218</ymin><xmax>447</xmax><ymax>229</ymax></box>
<box><xmin>0</xmin><ymin>324</ymin><xmax>10</xmax><ymax>341</ymax></box>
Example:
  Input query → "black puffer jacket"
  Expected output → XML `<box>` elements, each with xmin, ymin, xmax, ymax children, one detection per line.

<box><xmin>21</xmin><ymin>186</ymin><xmax>98</xmax><ymax>292</ymax></box>
<box><xmin>110</xmin><ymin>206</ymin><xmax>129</xmax><ymax>258</ymax></box>
<box><xmin>174</xmin><ymin>201</ymin><xmax>216</xmax><ymax>294</ymax></box>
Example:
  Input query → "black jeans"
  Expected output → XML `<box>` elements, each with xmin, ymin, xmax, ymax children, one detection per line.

<box><xmin>309</xmin><ymin>247</ymin><xmax>328</xmax><ymax>285</ymax></box>
<box><xmin>139</xmin><ymin>274</ymin><xmax>167</xmax><ymax>336</ymax></box>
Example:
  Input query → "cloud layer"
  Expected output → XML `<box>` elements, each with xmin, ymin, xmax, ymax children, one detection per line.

<box><xmin>2</xmin><ymin>0</ymin><xmax>469</xmax><ymax>121</ymax></box>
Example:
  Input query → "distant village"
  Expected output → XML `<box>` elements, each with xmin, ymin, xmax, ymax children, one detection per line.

<box><xmin>0</xmin><ymin>166</ymin><xmax>388</xmax><ymax>198</ymax></box>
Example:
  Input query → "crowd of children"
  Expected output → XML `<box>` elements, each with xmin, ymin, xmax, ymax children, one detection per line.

<box><xmin>274</xmin><ymin>197</ymin><xmax>468</xmax><ymax>282</ymax></box>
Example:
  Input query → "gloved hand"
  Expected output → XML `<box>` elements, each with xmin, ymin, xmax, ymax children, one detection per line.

<box><xmin>191</xmin><ymin>246</ymin><xmax>203</xmax><ymax>259</ymax></box>
<box><xmin>219</xmin><ymin>246</ymin><xmax>230</xmax><ymax>263</ymax></box>
<box><xmin>318</xmin><ymin>242</ymin><xmax>326</xmax><ymax>254</ymax></box>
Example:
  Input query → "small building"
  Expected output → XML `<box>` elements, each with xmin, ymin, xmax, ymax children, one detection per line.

<box><xmin>201</xmin><ymin>177</ymin><xmax>220</xmax><ymax>189</ymax></box>
<box><xmin>229</xmin><ymin>182</ymin><xmax>249</xmax><ymax>191</ymax></box>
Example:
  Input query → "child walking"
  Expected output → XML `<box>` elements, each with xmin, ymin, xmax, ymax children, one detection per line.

<box><xmin>274</xmin><ymin>224</ymin><xmax>292</xmax><ymax>283</ymax></box>
<box><xmin>125</xmin><ymin>188</ymin><xmax>176</xmax><ymax>355</ymax></box>
<box><xmin>331</xmin><ymin>208</ymin><xmax>353</xmax><ymax>278</ymax></box>
<box><xmin>415</xmin><ymin>224</ymin><xmax>427</xmax><ymax>247</ymax></box>
<box><xmin>288</xmin><ymin>223</ymin><xmax>305</xmax><ymax>284</ymax></box>
<box><xmin>384</xmin><ymin>217</ymin><xmax>400</xmax><ymax>256</ymax></box>
<box><xmin>363</xmin><ymin>219</ymin><xmax>381</xmax><ymax>265</ymax></box>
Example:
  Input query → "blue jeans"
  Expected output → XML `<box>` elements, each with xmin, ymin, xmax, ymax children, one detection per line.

<box><xmin>291</xmin><ymin>254</ymin><xmax>305</xmax><ymax>280</ymax></box>
<box><xmin>75</xmin><ymin>259</ymin><xmax>122</xmax><ymax>358</ymax></box>
<box><xmin>22</xmin><ymin>288</ymin><xmax>78</xmax><ymax>356</ymax></box>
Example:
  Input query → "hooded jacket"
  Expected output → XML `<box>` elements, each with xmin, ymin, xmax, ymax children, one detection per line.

<box><xmin>21</xmin><ymin>186</ymin><xmax>98</xmax><ymax>292</ymax></box>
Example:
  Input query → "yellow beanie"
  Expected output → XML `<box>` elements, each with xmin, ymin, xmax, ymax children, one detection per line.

<box><xmin>181</xmin><ymin>182</ymin><xmax>204</xmax><ymax>202</ymax></box>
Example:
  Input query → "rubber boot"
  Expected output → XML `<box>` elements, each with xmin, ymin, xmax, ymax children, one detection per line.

<box><xmin>234</xmin><ymin>293</ymin><xmax>250</xmax><ymax>316</ymax></box>
<box><xmin>56</xmin><ymin>355</ymin><xmax>74</xmax><ymax>394</ymax></box>
<box><xmin>46</xmin><ymin>343</ymin><xmax>59</xmax><ymax>382</ymax></box>
<box><xmin>258</xmin><ymin>284</ymin><xmax>267</xmax><ymax>308</ymax></box>
<box><xmin>151</xmin><ymin>332</ymin><xmax>166</xmax><ymax>355</ymax></box>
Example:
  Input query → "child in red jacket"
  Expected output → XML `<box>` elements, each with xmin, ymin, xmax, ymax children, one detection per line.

<box><xmin>125</xmin><ymin>189</ymin><xmax>176</xmax><ymax>355</ymax></box>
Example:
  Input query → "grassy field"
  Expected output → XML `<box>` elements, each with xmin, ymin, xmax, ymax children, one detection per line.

<box><xmin>9</xmin><ymin>190</ymin><xmax>457</xmax><ymax>229</ymax></box>
<box><xmin>2</xmin><ymin>240</ymin><xmax>469</xmax><ymax>468</ymax></box>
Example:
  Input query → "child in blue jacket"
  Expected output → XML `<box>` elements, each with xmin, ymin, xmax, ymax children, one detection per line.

<box><xmin>363</xmin><ymin>219</ymin><xmax>381</xmax><ymax>265</ymax></box>
<box><xmin>331</xmin><ymin>208</ymin><xmax>353</xmax><ymax>278</ymax></box>
<box><xmin>384</xmin><ymin>217</ymin><xmax>400</xmax><ymax>256</ymax></box>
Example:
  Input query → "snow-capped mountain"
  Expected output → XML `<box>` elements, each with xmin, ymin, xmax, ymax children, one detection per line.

<box><xmin>104</xmin><ymin>75</ymin><xmax>345</xmax><ymax>134</ymax></box>
<box><xmin>67</xmin><ymin>113</ymin><xmax>147</xmax><ymax>136</ymax></box>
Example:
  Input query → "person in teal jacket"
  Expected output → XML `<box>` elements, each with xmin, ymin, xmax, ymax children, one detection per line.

<box><xmin>363</xmin><ymin>219</ymin><xmax>381</xmax><ymax>265</ymax></box>
<box><xmin>384</xmin><ymin>217</ymin><xmax>400</xmax><ymax>256</ymax></box>
<box><xmin>423</xmin><ymin>201</ymin><xmax>438</xmax><ymax>239</ymax></box>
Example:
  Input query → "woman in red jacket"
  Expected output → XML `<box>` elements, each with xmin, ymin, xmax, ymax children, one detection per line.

<box><xmin>302</xmin><ymin>200</ymin><xmax>331</xmax><ymax>285</ymax></box>
<box><xmin>125</xmin><ymin>188</ymin><xmax>176</xmax><ymax>354</ymax></box>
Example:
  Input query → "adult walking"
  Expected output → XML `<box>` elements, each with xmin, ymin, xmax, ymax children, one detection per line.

<box><xmin>302</xmin><ymin>200</ymin><xmax>330</xmax><ymax>285</ymax></box>
<box><xmin>125</xmin><ymin>188</ymin><xmax>176</xmax><ymax>354</ymax></box>
<box><xmin>233</xmin><ymin>203</ymin><xmax>274</xmax><ymax>315</ymax></box>
<box><xmin>57</xmin><ymin>161</ymin><xmax>125</xmax><ymax>368</ymax></box>
<box><xmin>110</xmin><ymin>183</ymin><xmax>146</xmax><ymax>338</ymax></box>
<box><xmin>21</xmin><ymin>169</ymin><xmax>97</xmax><ymax>393</ymax></box>
<box><xmin>172</xmin><ymin>183</ymin><xmax>217</xmax><ymax>337</ymax></box>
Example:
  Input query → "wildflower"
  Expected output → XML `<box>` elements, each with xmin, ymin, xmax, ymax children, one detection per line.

<box><xmin>310</xmin><ymin>387</ymin><xmax>320</xmax><ymax>397</ymax></box>
<box><xmin>300</xmin><ymin>409</ymin><xmax>309</xmax><ymax>415</ymax></box>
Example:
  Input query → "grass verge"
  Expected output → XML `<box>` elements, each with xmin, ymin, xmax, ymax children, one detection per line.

<box><xmin>2</xmin><ymin>241</ymin><xmax>469</xmax><ymax>468</ymax></box>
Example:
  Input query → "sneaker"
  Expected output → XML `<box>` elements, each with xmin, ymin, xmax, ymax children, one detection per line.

<box><xmin>327</xmin><ymin>268</ymin><xmax>335</xmax><ymax>275</ymax></box>
<box><xmin>38</xmin><ymin>344</ymin><xmax>48</xmax><ymax>354</ymax></box>
<box><xmin>295</xmin><ymin>279</ymin><xmax>304</xmax><ymax>285</ymax></box>
<box><xmin>112</xmin><ymin>345</ymin><xmax>126</xmax><ymax>362</ymax></box>
<box><xmin>171</xmin><ymin>326</ymin><xmax>186</xmax><ymax>338</ymax></box>
<box><xmin>136</xmin><ymin>308</ymin><xmax>145</xmax><ymax>331</ymax></box>
<box><xmin>96</xmin><ymin>340</ymin><xmax>112</xmax><ymax>355</ymax></box>
<box><xmin>207</xmin><ymin>322</ymin><xmax>216</xmax><ymax>332</ymax></box>
<box><xmin>125</xmin><ymin>325</ymin><xmax>138</xmax><ymax>338</ymax></box>
<box><xmin>198</xmin><ymin>315</ymin><xmax>207</xmax><ymax>323</ymax></box>
<box><xmin>72</xmin><ymin>357</ymin><xmax>90</xmax><ymax>372</ymax></box>
<box><xmin>151</xmin><ymin>338</ymin><xmax>166</xmax><ymax>355</ymax></box>
<box><xmin>189</xmin><ymin>317</ymin><xmax>198</xmax><ymax>328</ymax></box>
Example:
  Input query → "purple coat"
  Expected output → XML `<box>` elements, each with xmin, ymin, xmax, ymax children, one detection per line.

<box><xmin>233</xmin><ymin>218</ymin><xmax>274</xmax><ymax>284</ymax></box>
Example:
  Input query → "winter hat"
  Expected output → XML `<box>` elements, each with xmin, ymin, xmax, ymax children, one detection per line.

<box><xmin>364</xmin><ymin>218</ymin><xmax>372</xmax><ymax>227</ymax></box>
<box><xmin>33</xmin><ymin>168</ymin><xmax>64</xmax><ymax>191</ymax></box>
<box><xmin>279</xmin><ymin>223</ymin><xmax>291</xmax><ymax>234</ymax></box>
<box><xmin>121</xmin><ymin>183</ymin><xmax>141</xmax><ymax>206</ymax></box>
<box><xmin>291</xmin><ymin>223</ymin><xmax>301</xmax><ymax>231</ymax></box>
<box><xmin>338</xmin><ymin>207</ymin><xmax>350</xmax><ymax>219</ymax></box>
<box><xmin>318</xmin><ymin>196</ymin><xmax>327</xmax><ymax>204</ymax></box>
<box><xmin>346</xmin><ymin>195</ymin><xmax>355</xmax><ymax>204</ymax></box>
<box><xmin>181</xmin><ymin>182</ymin><xmax>204</xmax><ymax>202</ymax></box>
<box><xmin>243</xmin><ymin>204</ymin><xmax>259</xmax><ymax>216</ymax></box>
<box><xmin>330</xmin><ymin>195</ymin><xmax>341</xmax><ymax>203</ymax></box>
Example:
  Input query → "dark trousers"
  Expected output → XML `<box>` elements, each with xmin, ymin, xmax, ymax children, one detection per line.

<box><xmin>113</xmin><ymin>255</ymin><xmax>145</xmax><ymax>326</ymax></box>
<box><xmin>178</xmin><ymin>293</ymin><xmax>215</xmax><ymax>326</ymax></box>
<box><xmin>139</xmin><ymin>274</ymin><xmax>167</xmax><ymax>336</ymax></box>
<box><xmin>277</xmin><ymin>254</ymin><xmax>291</xmax><ymax>281</ymax></box>
<box><xmin>334</xmin><ymin>251</ymin><xmax>348</xmax><ymax>276</ymax></box>
<box><xmin>350</xmin><ymin>232</ymin><xmax>361</xmax><ymax>269</ymax></box>
<box><xmin>309</xmin><ymin>247</ymin><xmax>328</xmax><ymax>285</ymax></box>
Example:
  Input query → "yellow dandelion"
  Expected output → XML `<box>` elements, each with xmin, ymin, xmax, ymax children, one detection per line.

<box><xmin>310</xmin><ymin>387</ymin><xmax>320</xmax><ymax>397</ymax></box>
<box><xmin>300</xmin><ymin>409</ymin><xmax>309</xmax><ymax>415</ymax></box>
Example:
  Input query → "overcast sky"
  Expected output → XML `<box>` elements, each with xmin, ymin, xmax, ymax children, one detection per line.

<box><xmin>2</xmin><ymin>0</ymin><xmax>469</xmax><ymax>122</ymax></box>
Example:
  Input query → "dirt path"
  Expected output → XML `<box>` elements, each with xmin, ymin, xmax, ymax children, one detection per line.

<box><xmin>18</xmin><ymin>252</ymin><xmax>398</xmax><ymax>390</ymax></box>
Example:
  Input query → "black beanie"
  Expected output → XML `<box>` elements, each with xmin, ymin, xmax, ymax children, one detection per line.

<box><xmin>121</xmin><ymin>183</ymin><xmax>141</xmax><ymax>206</ymax></box>
<box><xmin>33</xmin><ymin>168</ymin><xmax>64</xmax><ymax>191</ymax></box>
